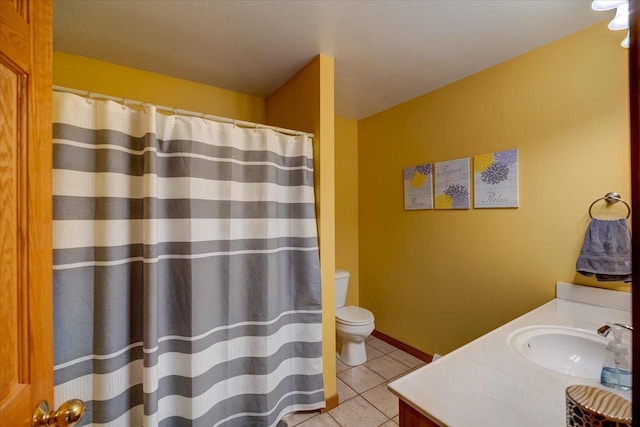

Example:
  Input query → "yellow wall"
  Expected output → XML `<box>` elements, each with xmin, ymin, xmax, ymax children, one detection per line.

<box><xmin>53</xmin><ymin>51</ymin><xmax>265</xmax><ymax>122</ymax></box>
<box><xmin>335</xmin><ymin>116</ymin><xmax>360</xmax><ymax>306</ymax></box>
<box><xmin>266</xmin><ymin>55</ymin><xmax>337</xmax><ymax>398</ymax></box>
<box><xmin>358</xmin><ymin>22</ymin><xmax>630</xmax><ymax>356</ymax></box>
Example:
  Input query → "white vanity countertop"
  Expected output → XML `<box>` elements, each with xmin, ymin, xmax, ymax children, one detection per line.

<box><xmin>387</xmin><ymin>283</ymin><xmax>632</xmax><ymax>426</ymax></box>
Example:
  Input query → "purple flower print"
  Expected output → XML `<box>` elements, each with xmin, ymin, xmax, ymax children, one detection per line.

<box><xmin>404</xmin><ymin>167</ymin><xmax>415</xmax><ymax>181</ymax></box>
<box><xmin>444</xmin><ymin>184</ymin><xmax>469</xmax><ymax>208</ymax></box>
<box><xmin>415</xmin><ymin>164</ymin><xmax>432</xmax><ymax>176</ymax></box>
<box><xmin>495</xmin><ymin>150</ymin><xmax>517</xmax><ymax>166</ymax></box>
<box><xmin>481</xmin><ymin>162</ymin><xmax>509</xmax><ymax>185</ymax></box>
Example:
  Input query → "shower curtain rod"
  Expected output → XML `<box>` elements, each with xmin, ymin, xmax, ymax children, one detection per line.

<box><xmin>52</xmin><ymin>85</ymin><xmax>315</xmax><ymax>139</ymax></box>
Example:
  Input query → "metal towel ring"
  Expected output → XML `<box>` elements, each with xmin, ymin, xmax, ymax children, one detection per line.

<box><xmin>588</xmin><ymin>192</ymin><xmax>631</xmax><ymax>219</ymax></box>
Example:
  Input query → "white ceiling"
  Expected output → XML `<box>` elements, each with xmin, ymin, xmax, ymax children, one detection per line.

<box><xmin>53</xmin><ymin>0</ymin><xmax>609</xmax><ymax>120</ymax></box>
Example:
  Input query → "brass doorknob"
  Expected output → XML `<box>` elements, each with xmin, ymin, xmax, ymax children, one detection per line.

<box><xmin>32</xmin><ymin>399</ymin><xmax>85</xmax><ymax>427</ymax></box>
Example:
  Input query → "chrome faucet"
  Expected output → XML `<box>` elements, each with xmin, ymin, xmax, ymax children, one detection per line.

<box><xmin>597</xmin><ymin>323</ymin><xmax>633</xmax><ymax>337</ymax></box>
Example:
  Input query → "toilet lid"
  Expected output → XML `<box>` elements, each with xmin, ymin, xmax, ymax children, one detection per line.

<box><xmin>336</xmin><ymin>306</ymin><xmax>374</xmax><ymax>325</ymax></box>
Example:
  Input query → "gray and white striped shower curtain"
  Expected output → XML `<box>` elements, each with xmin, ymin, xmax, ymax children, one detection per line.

<box><xmin>52</xmin><ymin>92</ymin><xmax>325</xmax><ymax>426</ymax></box>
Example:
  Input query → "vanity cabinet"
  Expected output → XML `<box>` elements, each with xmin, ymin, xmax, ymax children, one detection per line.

<box><xmin>388</xmin><ymin>284</ymin><xmax>632</xmax><ymax>426</ymax></box>
<box><xmin>399</xmin><ymin>400</ymin><xmax>440</xmax><ymax>427</ymax></box>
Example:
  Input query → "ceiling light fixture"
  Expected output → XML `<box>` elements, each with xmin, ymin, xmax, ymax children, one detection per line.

<box><xmin>592</xmin><ymin>0</ymin><xmax>630</xmax><ymax>47</ymax></box>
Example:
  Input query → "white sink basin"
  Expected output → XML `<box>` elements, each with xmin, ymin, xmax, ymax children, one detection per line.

<box><xmin>507</xmin><ymin>326</ymin><xmax>609</xmax><ymax>379</ymax></box>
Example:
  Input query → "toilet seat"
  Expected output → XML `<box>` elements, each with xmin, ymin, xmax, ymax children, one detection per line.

<box><xmin>336</xmin><ymin>306</ymin><xmax>374</xmax><ymax>326</ymax></box>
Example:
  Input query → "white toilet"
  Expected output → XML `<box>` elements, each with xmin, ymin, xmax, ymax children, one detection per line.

<box><xmin>335</xmin><ymin>270</ymin><xmax>375</xmax><ymax>366</ymax></box>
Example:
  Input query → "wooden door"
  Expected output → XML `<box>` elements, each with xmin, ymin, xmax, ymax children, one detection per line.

<box><xmin>0</xmin><ymin>0</ymin><xmax>53</xmax><ymax>426</ymax></box>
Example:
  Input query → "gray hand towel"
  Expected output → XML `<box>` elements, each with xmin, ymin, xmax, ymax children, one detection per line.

<box><xmin>576</xmin><ymin>218</ymin><xmax>632</xmax><ymax>282</ymax></box>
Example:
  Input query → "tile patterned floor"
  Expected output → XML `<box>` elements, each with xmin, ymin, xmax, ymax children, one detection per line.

<box><xmin>283</xmin><ymin>336</ymin><xmax>427</xmax><ymax>427</ymax></box>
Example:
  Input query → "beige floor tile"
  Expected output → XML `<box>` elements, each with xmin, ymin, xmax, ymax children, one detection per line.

<box><xmin>361</xmin><ymin>383</ymin><xmax>399</xmax><ymax>418</ymax></box>
<box><xmin>336</xmin><ymin>378</ymin><xmax>358</xmax><ymax>402</ymax></box>
<box><xmin>337</xmin><ymin>365</ymin><xmax>386</xmax><ymax>393</ymax></box>
<box><xmin>328</xmin><ymin>395</ymin><xmax>388</xmax><ymax>427</ymax></box>
<box><xmin>380</xmin><ymin>421</ymin><xmax>397</xmax><ymax>427</ymax></box>
<box><xmin>392</xmin><ymin>415</ymin><xmax>399</xmax><ymax>424</ymax></box>
<box><xmin>295</xmin><ymin>413</ymin><xmax>340</xmax><ymax>427</ymax></box>
<box><xmin>389</xmin><ymin>365</ymin><xmax>427</xmax><ymax>382</ymax></box>
<box><xmin>365</xmin><ymin>344</ymin><xmax>384</xmax><ymax>360</ymax></box>
<box><xmin>387</xmin><ymin>349</ymin><xmax>425</xmax><ymax>368</ymax></box>
<box><xmin>365</xmin><ymin>336</ymin><xmax>398</xmax><ymax>354</ymax></box>
<box><xmin>282</xmin><ymin>410</ymin><xmax>320</xmax><ymax>426</ymax></box>
<box><xmin>365</xmin><ymin>355</ymin><xmax>411</xmax><ymax>380</ymax></box>
<box><xmin>336</xmin><ymin>357</ymin><xmax>350</xmax><ymax>374</ymax></box>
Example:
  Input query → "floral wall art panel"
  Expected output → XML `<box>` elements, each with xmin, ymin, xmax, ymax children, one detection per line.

<box><xmin>434</xmin><ymin>158</ymin><xmax>470</xmax><ymax>209</ymax></box>
<box><xmin>403</xmin><ymin>164</ymin><xmax>434</xmax><ymax>210</ymax></box>
<box><xmin>473</xmin><ymin>149</ymin><xmax>519</xmax><ymax>208</ymax></box>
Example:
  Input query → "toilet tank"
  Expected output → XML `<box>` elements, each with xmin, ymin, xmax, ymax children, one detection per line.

<box><xmin>335</xmin><ymin>270</ymin><xmax>350</xmax><ymax>308</ymax></box>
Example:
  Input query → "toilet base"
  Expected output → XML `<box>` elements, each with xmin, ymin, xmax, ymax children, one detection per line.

<box><xmin>337</xmin><ymin>339</ymin><xmax>368</xmax><ymax>366</ymax></box>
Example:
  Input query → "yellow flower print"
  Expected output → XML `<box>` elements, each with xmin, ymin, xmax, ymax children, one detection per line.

<box><xmin>474</xmin><ymin>153</ymin><xmax>494</xmax><ymax>173</ymax></box>
<box><xmin>435</xmin><ymin>193</ymin><xmax>453</xmax><ymax>209</ymax></box>
<box><xmin>409</xmin><ymin>172</ymin><xmax>426</xmax><ymax>188</ymax></box>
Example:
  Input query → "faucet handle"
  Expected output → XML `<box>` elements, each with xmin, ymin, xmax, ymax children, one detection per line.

<box><xmin>597</xmin><ymin>323</ymin><xmax>633</xmax><ymax>337</ymax></box>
